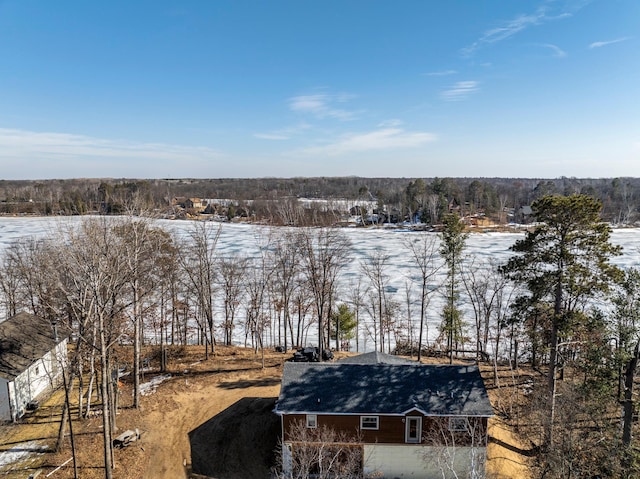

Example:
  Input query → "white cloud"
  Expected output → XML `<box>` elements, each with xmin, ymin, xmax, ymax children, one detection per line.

<box><xmin>289</xmin><ymin>93</ymin><xmax>357</xmax><ymax>121</ymax></box>
<box><xmin>441</xmin><ymin>81</ymin><xmax>479</xmax><ymax>101</ymax></box>
<box><xmin>589</xmin><ymin>36</ymin><xmax>631</xmax><ymax>49</ymax></box>
<box><xmin>253</xmin><ymin>122</ymin><xmax>311</xmax><ymax>141</ymax></box>
<box><xmin>538</xmin><ymin>43</ymin><xmax>567</xmax><ymax>58</ymax></box>
<box><xmin>424</xmin><ymin>69</ymin><xmax>457</xmax><ymax>77</ymax></box>
<box><xmin>297</xmin><ymin>128</ymin><xmax>436</xmax><ymax>156</ymax></box>
<box><xmin>461</xmin><ymin>1</ymin><xmax>587</xmax><ymax>56</ymax></box>
<box><xmin>253</xmin><ymin>133</ymin><xmax>289</xmax><ymax>140</ymax></box>
<box><xmin>0</xmin><ymin>128</ymin><xmax>221</xmax><ymax>167</ymax></box>
<box><xmin>378</xmin><ymin>119</ymin><xmax>404</xmax><ymax>128</ymax></box>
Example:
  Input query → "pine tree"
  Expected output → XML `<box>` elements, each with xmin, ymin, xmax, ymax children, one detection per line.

<box><xmin>502</xmin><ymin>194</ymin><xmax>622</xmax><ymax>447</ymax></box>
<box><xmin>439</xmin><ymin>214</ymin><xmax>468</xmax><ymax>363</ymax></box>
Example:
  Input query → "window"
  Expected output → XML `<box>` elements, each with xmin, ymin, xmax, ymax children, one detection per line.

<box><xmin>306</xmin><ymin>414</ymin><xmax>317</xmax><ymax>428</ymax></box>
<box><xmin>449</xmin><ymin>417</ymin><xmax>468</xmax><ymax>432</ymax></box>
<box><xmin>360</xmin><ymin>416</ymin><xmax>379</xmax><ymax>430</ymax></box>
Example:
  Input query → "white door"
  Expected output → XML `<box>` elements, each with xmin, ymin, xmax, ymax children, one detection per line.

<box><xmin>405</xmin><ymin>416</ymin><xmax>422</xmax><ymax>443</ymax></box>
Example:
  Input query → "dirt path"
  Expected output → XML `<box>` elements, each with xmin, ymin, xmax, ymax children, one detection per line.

<box><xmin>141</xmin><ymin>361</ymin><xmax>282</xmax><ymax>479</ymax></box>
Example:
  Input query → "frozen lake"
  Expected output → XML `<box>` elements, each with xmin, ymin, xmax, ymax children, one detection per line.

<box><xmin>2</xmin><ymin>215</ymin><xmax>640</xmax><ymax>279</ymax></box>
<box><xmin>2</xmin><ymin>216</ymin><xmax>640</xmax><ymax>351</ymax></box>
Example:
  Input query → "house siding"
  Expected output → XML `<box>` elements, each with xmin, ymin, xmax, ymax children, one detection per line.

<box><xmin>0</xmin><ymin>338</ymin><xmax>67</xmax><ymax>422</ymax></box>
<box><xmin>0</xmin><ymin>378</ymin><xmax>10</xmax><ymax>421</ymax></box>
<box><xmin>363</xmin><ymin>444</ymin><xmax>487</xmax><ymax>479</ymax></box>
<box><xmin>283</xmin><ymin>414</ymin><xmax>488</xmax><ymax>446</ymax></box>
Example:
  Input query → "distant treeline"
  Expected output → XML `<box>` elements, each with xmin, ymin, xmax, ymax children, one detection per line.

<box><xmin>0</xmin><ymin>176</ymin><xmax>638</xmax><ymax>225</ymax></box>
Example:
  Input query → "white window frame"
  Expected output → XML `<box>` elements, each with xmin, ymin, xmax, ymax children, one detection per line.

<box><xmin>306</xmin><ymin>414</ymin><xmax>317</xmax><ymax>429</ymax></box>
<box><xmin>448</xmin><ymin>417</ymin><xmax>468</xmax><ymax>432</ymax></box>
<box><xmin>360</xmin><ymin>415</ymin><xmax>379</xmax><ymax>430</ymax></box>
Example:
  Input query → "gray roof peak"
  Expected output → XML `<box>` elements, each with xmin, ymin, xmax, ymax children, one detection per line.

<box><xmin>276</xmin><ymin>362</ymin><xmax>493</xmax><ymax>417</ymax></box>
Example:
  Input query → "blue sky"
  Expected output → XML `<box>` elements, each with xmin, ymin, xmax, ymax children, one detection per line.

<box><xmin>0</xmin><ymin>0</ymin><xmax>638</xmax><ymax>179</ymax></box>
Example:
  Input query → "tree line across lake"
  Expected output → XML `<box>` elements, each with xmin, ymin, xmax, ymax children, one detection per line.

<box><xmin>1</xmin><ymin>176</ymin><xmax>640</xmax><ymax>226</ymax></box>
<box><xmin>1</xmin><ymin>193</ymin><xmax>640</xmax><ymax>478</ymax></box>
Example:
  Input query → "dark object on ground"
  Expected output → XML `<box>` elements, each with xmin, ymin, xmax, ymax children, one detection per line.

<box><xmin>26</xmin><ymin>400</ymin><xmax>39</xmax><ymax>411</ymax></box>
<box><xmin>291</xmin><ymin>347</ymin><xmax>334</xmax><ymax>362</ymax></box>
<box><xmin>113</xmin><ymin>429</ymin><xmax>141</xmax><ymax>448</ymax></box>
<box><xmin>275</xmin><ymin>345</ymin><xmax>285</xmax><ymax>353</ymax></box>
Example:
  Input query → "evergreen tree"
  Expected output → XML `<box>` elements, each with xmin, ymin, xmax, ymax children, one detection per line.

<box><xmin>439</xmin><ymin>213</ymin><xmax>468</xmax><ymax>363</ymax></box>
<box><xmin>502</xmin><ymin>194</ymin><xmax>622</xmax><ymax>447</ymax></box>
<box><xmin>330</xmin><ymin>303</ymin><xmax>357</xmax><ymax>350</ymax></box>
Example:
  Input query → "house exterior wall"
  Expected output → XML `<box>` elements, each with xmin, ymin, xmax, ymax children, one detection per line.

<box><xmin>280</xmin><ymin>441</ymin><xmax>487</xmax><ymax>479</ymax></box>
<box><xmin>363</xmin><ymin>444</ymin><xmax>486</xmax><ymax>479</ymax></box>
<box><xmin>0</xmin><ymin>378</ymin><xmax>10</xmax><ymax>421</ymax></box>
<box><xmin>282</xmin><ymin>413</ymin><xmax>487</xmax><ymax>446</ymax></box>
<box><xmin>2</xmin><ymin>339</ymin><xmax>67</xmax><ymax>422</ymax></box>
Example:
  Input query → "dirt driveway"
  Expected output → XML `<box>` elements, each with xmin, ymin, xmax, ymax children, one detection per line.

<box><xmin>0</xmin><ymin>347</ymin><xmax>531</xmax><ymax>479</ymax></box>
<box><xmin>141</xmin><ymin>364</ymin><xmax>282</xmax><ymax>479</ymax></box>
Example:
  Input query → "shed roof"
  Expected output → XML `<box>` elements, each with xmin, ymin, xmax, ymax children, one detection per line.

<box><xmin>0</xmin><ymin>312</ymin><xmax>64</xmax><ymax>381</ymax></box>
<box><xmin>275</xmin><ymin>360</ymin><xmax>493</xmax><ymax>417</ymax></box>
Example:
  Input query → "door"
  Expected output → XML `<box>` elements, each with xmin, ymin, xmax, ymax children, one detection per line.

<box><xmin>405</xmin><ymin>416</ymin><xmax>422</xmax><ymax>443</ymax></box>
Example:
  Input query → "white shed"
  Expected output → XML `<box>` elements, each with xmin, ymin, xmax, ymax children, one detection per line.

<box><xmin>0</xmin><ymin>312</ymin><xmax>68</xmax><ymax>422</ymax></box>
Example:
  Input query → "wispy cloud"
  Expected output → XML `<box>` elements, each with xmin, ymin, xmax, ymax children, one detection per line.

<box><xmin>289</xmin><ymin>93</ymin><xmax>357</xmax><ymax>121</ymax></box>
<box><xmin>424</xmin><ymin>69</ymin><xmax>457</xmax><ymax>77</ymax></box>
<box><xmin>0</xmin><ymin>127</ymin><xmax>221</xmax><ymax>162</ymax></box>
<box><xmin>589</xmin><ymin>36</ymin><xmax>632</xmax><ymax>49</ymax></box>
<box><xmin>253</xmin><ymin>133</ymin><xmax>289</xmax><ymax>140</ymax></box>
<box><xmin>378</xmin><ymin>119</ymin><xmax>404</xmax><ymax>128</ymax></box>
<box><xmin>253</xmin><ymin>122</ymin><xmax>311</xmax><ymax>141</ymax></box>
<box><xmin>462</xmin><ymin>1</ymin><xmax>588</xmax><ymax>56</ymax></box>
<box><xmin>297</xmin><ymin>128</ymin><xmax>436</xmax><ymax>156</ymax></box>
<box><xmin>441</xmin><ymin>81</ymin><xmax>479</xmax><ymax>101</ymax></box>
<box><xmin>537</xmin><ymin>43</ymin><xmax>567</xmax><ymax>58</ymax></box>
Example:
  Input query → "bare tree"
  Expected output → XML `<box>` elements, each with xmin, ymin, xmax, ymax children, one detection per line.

<box><xmin>361</xmin><ymin>249</ymin><xmax>396</xmax><ymax>353</ymax></box>
<box><xmin>423</xmin><ymin>417</ymin><xmax>489</xmax><ymax>479</ymax></box>
<box><xmin>300</xmin><ymin>228</ymin><xmax>351</xmax><ymax>357</ymax></box>
<box><xmin>347</xmin><ymin>277</ymin><xmax>365</xmax><ymax>352</ymax></box>
<box><xmin>277</xmin><ymin>420</ymin><xmax>363</xmax><ymax>479</ymax></box>
<box><xmin>180</xmin><ymin>222</ymin><xmax>221</xmax><ymax>358</ymax></box>
<box><xmin>268</xmin><ymin>229</ymin><xmax>302</xmax><ymax>351</ymax></box>
<box><xmin>402</xmin><ymin>233</ymin><xmax>441</xmax><ymax>360</ymax></box>
<box><xmin>218</xmin><ymin>254</ymin><xmax>248</xmax><ymax>346</ymax></box>
<box><xmin>52</xmin><ymin>218</ymin><xmax>133</xmax><ymax>479</ymax></box>
<box><xmin>116</xmin><ymin>217</ymin><xmax>174</xmax><ymax>408</ymax></box>
<box><xmin>244</xmin><ymin>248</ymin><xmax>273</xmax><ymax>367</ymax></box>
<box><xmin>0</xmin><ymin>245</ymin><xmax>24</xmax><ymax>318</ymax></box>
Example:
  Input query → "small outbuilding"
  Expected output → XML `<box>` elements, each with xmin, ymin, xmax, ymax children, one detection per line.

<box><xmin>0</xmin><ymin>312</ymin><xmax>68</xmax><ymax>421</ymax></box>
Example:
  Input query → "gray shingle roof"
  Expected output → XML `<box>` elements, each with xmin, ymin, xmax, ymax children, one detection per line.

<box><xmin>276</xmin><ymin>360</ymin><xmax>493</xmax><ymax>417</ymax></box>
<box><xmin>337</xmin><ymin>351</ymin><xmax>413</xmax><ymax>365</ymax></box>
<box><xmin>0</xmin><ymin>312</ymin><xmax>63</xmax><ymax>380</ymax></box>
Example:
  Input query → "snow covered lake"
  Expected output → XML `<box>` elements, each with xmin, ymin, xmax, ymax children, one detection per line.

<box><xmin>2</xmin><ymin>216</ymin><xmax>640</xmax><ymax>350</ymax></box>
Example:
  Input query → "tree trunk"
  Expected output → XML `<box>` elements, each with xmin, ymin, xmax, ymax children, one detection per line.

<box><xmin>546</xmin><ymin>321</ymin><xmax>560</xmax><ymax>447</ymax></box>
<box><xmin>99</xmin><ymin>317</ymin><xmax>114</xmax><ymax>479</ymax></box>
<box><xmin>133</xmin><ymin>283</ymin><xmax>140</xmax><ymax>409</ymax></box>
<box><xmin>622</xmin><ymin>341</ymin><xmax>640</xmax><ymax>445</ymax></box>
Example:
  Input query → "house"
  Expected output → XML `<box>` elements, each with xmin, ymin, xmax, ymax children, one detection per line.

<box><xmin>184</xmin><ymin>198</ymin><xmax>204</xmax><ymax>211</ymax></box>
<box><xmin>274</xmin><ymin>352</ymin><xmax>493</xmax><ymax>478</ymax></box>
<box><xmin>0</xmin><ymin>312</ymin><xmax>68</xmax><ymax>422</ymax></box>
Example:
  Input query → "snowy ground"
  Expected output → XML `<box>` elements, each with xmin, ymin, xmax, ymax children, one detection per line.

<box><xmin>0</xmin><ymin>440</ymin><xmax>47</xmax><ymax>471</ymax></box>
<box><xmin>139</xmin><ymin>374</ymin><xmax>172</xmax><ymax>396</ymax></box>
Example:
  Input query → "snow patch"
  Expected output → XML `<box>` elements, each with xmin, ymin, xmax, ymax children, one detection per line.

<box><xmin>0</xmin><ymin>440</ymin><xmax>47</xmax><ymax>469</ymax></box>
<box><xmin>139</xmin><ymin>374</ymin><xmax>172</xmax><ymax>396</ymax></box>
